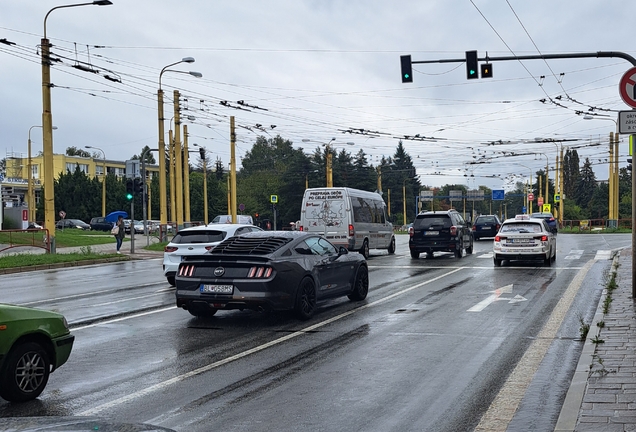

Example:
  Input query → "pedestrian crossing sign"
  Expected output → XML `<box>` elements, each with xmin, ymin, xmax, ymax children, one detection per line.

<box><xmin>542</xmin><ymin>204</ymin><xmax>551</xmax><ymax>213</ymax></box>
<box><xmin>554</xmin><ymin>194</ymin><xmax>560</xmax><ymax>202</ymax></box>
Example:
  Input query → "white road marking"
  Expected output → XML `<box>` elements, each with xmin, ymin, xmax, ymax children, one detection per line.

<box><xmin>77</xmin><ymin>267</ymin><xmax>464</xmax><ymax>416</ymax></box>
<box><xmin>565</xmin><ymin>249</ymin><xmax>583</xmax><ymax>260</ymax></box>
<box><xmin>71</xmin><ymin>306</ymin><xmax>175</xmax><ymax>331</ymax></box>
<box><xmin>474</xmin><ymin>258</ymin><xmax>595</xmax><ymax>431</ymax></box>
<box><xmin>595</xmin><ymin>250</ymin><xmax>612</xmax><ymax>260</ymax></box>
<box><xmin>467</xmin><ymin>284</ymin><xmax>513</xmax><ymax>312</ymax></box>
<box><xmin>18</xmin><ymin>282</ymin><xmax>166</xmax><ymax>306</ymax></box>
<box><xmin>477</xmin><ymin>252</ymin><xmax>493</xmax><ymax>259</ymax></box>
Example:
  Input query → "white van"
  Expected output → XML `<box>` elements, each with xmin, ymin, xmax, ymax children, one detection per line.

<box><xmin>299</xmin><ymin>187</ymin><xmax>395</xmax><ymax>259</ymax></box>
<box><xmin>211</xmin><ymin>215</ymin><xmax>254</xmax><ymax>225</ymax></box>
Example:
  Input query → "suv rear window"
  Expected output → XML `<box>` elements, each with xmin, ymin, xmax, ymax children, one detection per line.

<box><xmin>475</xmin><ymin>216</ymin><xmax>497</xmax><ymax>224</ymax></box>
<box><xmin>171</xmin><ymin>230</ymin><xmax>227</xmax><ymax>244</ymax></box>
<box><xmin>414</xmin><ymin>215</ymin><xmax>452</xmax><ymax>229</ymax></box>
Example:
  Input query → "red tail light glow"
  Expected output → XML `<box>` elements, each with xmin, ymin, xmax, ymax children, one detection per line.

<box><xmin>299</xmin><ymin>226</ymin><xmax>304</xmax><ymax>231</ymax></box>
<box><xmin>205</xmin><ymin>246</ymin><xmax>213</xmax><ymax>251</ymax></box>
<box><xmin>450</xmin><ymin>226</ymin><xmax>457</xmax><ymax>236</ymax></box>
<box><xmin>472</xmin><ymin>226</ymin><xmax>476</xmax><ymax>231</ymax></box>
<box><xmin>247</xmin><ymin>266</ymin><xmax>273</xmax><ymax>278</ymax></box>
<box><xmin>165</xmin><ymin>246</ymin><xmax>178</xmax><ymax>253</ymax></box>
<box><xmin>348</xmin><ymin>224</ymin><xmax>355</xmax><ymax>237</ymax></box>
<box><xmin>178</xmin><ymin>264</ymin><xmax>195</xmax><ymax>277</ymax></box>
<box><xmin>495</xmin><ymin>235</ymin><xmax>500</xmax><ymax>242</ymax></box>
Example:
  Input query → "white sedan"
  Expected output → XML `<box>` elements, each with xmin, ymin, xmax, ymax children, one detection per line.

<box><xmin>493</xmin><ymin>215</ymin><xmax>556</xmax><ymax>267</ymax></box>
<box><xmin>162</xmin><ymin>223</ymin><xmax>263</xmax><ymax>286</ymax></box>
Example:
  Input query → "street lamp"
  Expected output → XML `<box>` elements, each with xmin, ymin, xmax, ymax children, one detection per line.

<box><xmin>158</xmin><ymin>57</ymin><xmax>199</xmax><ymax>228</ymax></box>
<box><xmin>193</xmin><ymin>143</ymin><xmax>208</xmax><ymax>224</ymax></box>
<box><xmin>534</xmin><ymin>152</ymin><xmax>550</xmax><ymax>206</ymax></box>
<box><xmin>84</xmin><ymin>145</ymin><xmax>106</xmax><ymax>216</ymax></box>
<box><xmin>583</xmin><ymin>114</ymin><xmax>620</xmax><ymax>226</ymax></box>
<box><xmin>41</xmin><ymin>0</ymin><xmax>112</xmax><ymax>253</ymax></box>
<box><xmin>28</xmin><ymin>125</ymin><xmax>57</xmax><ymax>224</ymax></box>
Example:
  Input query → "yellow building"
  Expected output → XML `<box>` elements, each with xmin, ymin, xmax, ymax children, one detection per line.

<box><xmin>2</xmin><ymin>152</ymin><xmax>158</xmax><ymax>207</ymax></box>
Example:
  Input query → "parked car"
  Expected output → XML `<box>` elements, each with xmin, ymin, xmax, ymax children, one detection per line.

<box><xmin>90</xmin><ymin>216</ymin><xmax>114</xmax><ymax>231</ymax></box>
<box><xmin>163</xmin><ymin>223</ymin><xmax>263</xmax><ymax>286</ymax></box>
<box><xmin>175</xmin><ymin>231</ymin><xmax>369</xmax><ymax>319</ymax></box>
<box><xmin>56</xmin><ymin>219</ymin><xmax>91</xmax><ymax>230</ymax></box>
<box><xmin>493</xmin><ymin>214</ymin><xmax>557</xmax><ymax>267</ymax></box>
<box><xmin>472</xmin><ymin>215</ymin><xmax>502</xmax><ymax>240</ymax></box>
<box><xmin>530</xmin><ymin>212</ymin><xmax>558</xmax><ymax>233</ymax></box>
<box><xmin>409</xmin><ymin>210</ymin><xmax>473</xmax><ymax>259</ymax></box>
<box><xmin>148</xmin><ymin>220</ymin><xmax>173</xmax><ymax>234</ymax></box>
<box><xmin>0</xmin><ymin>304</ymin><xmax>74</xmax><ymax>402</ymax></box>
<box><xmin>132</xmin><ymin>220</ymin><xmax>145</xmax><ymax>234</ymax></box>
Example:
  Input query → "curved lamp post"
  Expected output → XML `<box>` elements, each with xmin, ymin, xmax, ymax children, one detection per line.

<box><xmin>158</xmin><ymin>57</ymin><xmax>200</xmax><ymax>227</ymax></box>
<box><xmin>41</xmin><ymin>0</ymin><xmax>112</xmax><ymax>253</ymax></box>
<box><xmin>85</xmin><ymin>145</ymin><xmax>106</xmax><ymax>216</ymax></box>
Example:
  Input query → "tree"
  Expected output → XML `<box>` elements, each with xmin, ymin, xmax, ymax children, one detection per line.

<box><xmin>562</xmin><ymin>149</ymin><xmax>580</xmax><ymax>200</ymax></box>
<box><xmin>133</xmin><ymin>146</ymin><xmax>157</xmax><ymax>165</ymax></box>
<box><xmin>66</xmin><ymin>146</ymin><xmax>91</xmax><ymax>158</ymax></box>
<box><xmin>575</xmin><ymin>157</ymin><xmax>597</xmax><ymax>212</ymax></box>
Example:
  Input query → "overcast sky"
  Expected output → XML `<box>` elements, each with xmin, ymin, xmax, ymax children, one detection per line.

<box><xmin>1</xmin><ymin>1</ymin><xmax>633</xmax><ymax>190</ymax></box>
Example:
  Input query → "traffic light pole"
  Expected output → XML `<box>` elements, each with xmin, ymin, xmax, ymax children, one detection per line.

<box><xmin>410</xmin><ymin>51</ymin><xmax>636</xmax><ymax>68</ymax></box>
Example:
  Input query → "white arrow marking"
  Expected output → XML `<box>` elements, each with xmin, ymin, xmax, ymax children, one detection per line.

<box><xmin>468</xmin><ymin>284</ymin><xmax>513</xmax><ymax>312</ymax></box>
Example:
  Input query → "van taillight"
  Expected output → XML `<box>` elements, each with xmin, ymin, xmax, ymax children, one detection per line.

<box><xmin>299</xmin><ymin>226</ymin><xmax>304</xmax><ymax>231</ymax></box>
<box><xmin>349</xmin><ymin>224</ymin><xmax>355</xmax><ymax>236</ymax></box>
<box><xmin>450</xmin><ymin>226</ymin><xmax>457</xmax><ymax>236</ymax></box>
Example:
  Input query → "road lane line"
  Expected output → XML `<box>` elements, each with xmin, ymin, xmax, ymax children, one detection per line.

<box><xmin>18</xmin><ymin>282</ymin><xmax>166</xmax><ymax>306</ymax></box>
<box><xmin>474</xmin><ymin>258</ymin><xmax>595</xmax><ymax>432</ymax></box>
<box><xmin>77</xmin><ymin>267</ymin><xmax>465</xmax><ymax>416</ymax></box>
<box><xmin>72</xmin><ymin>306</ymin><xmax>175</xmax><ymax>331</ymax></box>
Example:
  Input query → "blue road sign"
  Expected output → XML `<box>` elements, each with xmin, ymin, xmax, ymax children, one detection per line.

<box><xmin>492</xmin><ymin>189</ymin><xmax>505</xmax><ymax>200</ymax></box>
<box><xmin>522</xmin><ymin>206</ymin><xmax>527</xmax><ymax>213</ymax></box>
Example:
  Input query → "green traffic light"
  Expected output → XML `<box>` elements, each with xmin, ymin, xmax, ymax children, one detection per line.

<box><xmin>403</xmin><ymin>73</ymin><xmax>410</xmax><ymax>79</ymax></box>
<box><xmin>469</xmin><ymin>70</ymin><xmax>476</xmax><ymax>75</ymax></box>
<box><xmin>126</xmin><ymin>193</ymin><xmax>133</xmax><ymax>200</ymax></box>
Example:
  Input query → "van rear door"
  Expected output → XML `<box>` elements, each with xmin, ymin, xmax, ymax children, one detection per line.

<box><xmin>301</xmin><ymin>190</ymin><xmax>348</xmax><ymax>246</ymax></box>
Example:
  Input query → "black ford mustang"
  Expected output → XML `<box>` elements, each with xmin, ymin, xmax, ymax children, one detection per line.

<box><xmin>175</xmin><ymin>231</ymin><xmax>369</xmax><ymax>320</ymax></box>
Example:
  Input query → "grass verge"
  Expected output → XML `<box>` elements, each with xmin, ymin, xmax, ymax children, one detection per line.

<box><xmin>0</xmin><ymin>249</ymin><xmax>124</xmax><ymax>269</ymax></box>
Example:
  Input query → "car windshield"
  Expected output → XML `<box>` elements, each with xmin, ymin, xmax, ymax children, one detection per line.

<box><xmin>414</xmin><ymin>216</ymin><xmax>451</xmax><ymax>229</ymax></box>
<box><xmin>500</xmin><ymin>222</ymin><xmax>542</xmax><ymax>233</ymax></box>
<box><xmin>171</xmin><ymin>230</ymin><xmax>227</xmax><ymax>244</ymax></box>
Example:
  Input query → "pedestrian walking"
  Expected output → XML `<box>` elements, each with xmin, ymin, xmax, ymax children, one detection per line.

<box><xmin>112</xmin><ymin>216</ymin><xmax>126</xmax><ymax>253</ymax></box>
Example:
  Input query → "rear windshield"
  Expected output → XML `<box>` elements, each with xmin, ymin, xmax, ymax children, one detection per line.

<box><xmin>500</xmin><ymin>222</ymin><xmax>542</xmax><ymax>233</ymax></box>
<box><xmin>414</xmin><ymin>215</ymin><xmax>451</xmax><ymax>229</ymax></box>
<box><xmin>171</xmin><ymin>230</ymin><xmax>227</xmax><ymax>244</ymax></box>
<box><xmin>476</xmin><ymin>216</ymin><xmax>497</xmax><ymax>224</ymax></box>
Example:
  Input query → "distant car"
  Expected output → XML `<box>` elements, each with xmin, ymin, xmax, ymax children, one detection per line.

<box><xmin>132</xmin><ymin>220</ymin><xmax>145</xmax><ymax>234</ymax></box>
<box><xmin>148</xmin><ymin>220</ymin><xmax>173</xmax><ymax>234</ymax></box>
<box><xmin>89</xmin><ymin>216</ymin><xmax>114</xmax><ymax>232</ymax></box>
<box><xmin>56</xmin><ymin>219</ymin><xmax>91</xmax><ymax>230</ymax></box>
<box><xmin>472</xmin><ymin>215</ymin><xmax>502</xmax><ymax>240</ymax></box>
<box><xmin>163</xmin><ymin>223</ymin><xmax>263</xmax><ymax>286</ymax></box>
<box><xmin>493</xmin><ymin>214</ymin><xmax>557</xmax><ymax>267</ymax></box>
<box><xmin>409</xmin><ymin>210</ymin><xmax>473</xmax><ymax>259</ymax></box>
<box><xmin>530</xmin><ymin>212</ymin><xmax>558</xmax><ymax>233</ymax></box>
<box><xmin>175</xmin><ymin>231</ymin><xmax>369</xmax><ymax>319</ymax></box>
<box><xmin>211</xmin><ymin>214</ymin><xmax>254</xmax><ymax>225</ymax></box>
<box><xmin>0</xmin><ymin>304</ymin><xmax>74</xmax><ymax>402</ymax></box>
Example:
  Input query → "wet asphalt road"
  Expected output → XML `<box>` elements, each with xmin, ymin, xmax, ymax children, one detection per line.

<box><xmin>0</xmin><ymin>234</ymin><xmax>630</xmax><ymax>431</ymax></box>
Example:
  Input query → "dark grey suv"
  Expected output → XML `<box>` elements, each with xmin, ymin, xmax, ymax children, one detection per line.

<box><xmin>409</xmin><ymin>210</ymin><xmax>473</xmax><ymax>259</ymax></box>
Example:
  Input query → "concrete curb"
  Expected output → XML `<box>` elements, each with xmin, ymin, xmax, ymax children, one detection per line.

<box><xmin>553</xmin><ymin>251</ymin><xmax>620</xmax><ymax>432</ymax></box>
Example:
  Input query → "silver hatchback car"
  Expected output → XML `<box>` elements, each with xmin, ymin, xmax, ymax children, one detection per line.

<box><xmin>493</xmin><ymin>215</ymin><xmax>556</xmax><ymax>267</ymax></box>
<box><xmin>163</xmin><ymin>223</ymin><xmax>263</xmax><ymax>285</ymax></box>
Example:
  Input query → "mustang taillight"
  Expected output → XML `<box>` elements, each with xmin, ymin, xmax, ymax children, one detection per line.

<box><xmin>450</xmin><ymin>226</ymin><xmax>457</xmax><ymax>236</ymax></box>
<box><xmin>247</xmin><ymin>266</ymin><xmax>273</xmax><ymax>278</ymax></box>
<box><xmin>348</xmin><ymin>224</ymin><xmax>355</xmax><ymax>237</ymax></box>
<box><xmin>165</xmin><ymin>246</ymin><xmax>178</xmax><ymax>253</ymax></box>
<box><xmin>178</xmin><ymin>264</ymin><xmax>195</xmax><ymax>277</ymax></box>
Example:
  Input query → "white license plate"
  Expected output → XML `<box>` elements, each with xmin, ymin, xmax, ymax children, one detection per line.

<box><xmin>424</xmin><ymin>231</ymin><xmax>439</xmax><ymax>236</ymax></box>
<box><xmin>200</xmin><ymin>284</ymin><xmax>233</xmax><ymax>294</ymax></box>
<box><xmin>507</xmin><ymin>238</ymin><xmax>531</xmax><ymax>244</ymax></box>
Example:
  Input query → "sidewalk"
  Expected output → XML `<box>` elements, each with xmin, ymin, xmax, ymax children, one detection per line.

<box><xmin>556</xmin><ymin>248</ymin><xmax>636</xmax><ymax>432</ymax></box>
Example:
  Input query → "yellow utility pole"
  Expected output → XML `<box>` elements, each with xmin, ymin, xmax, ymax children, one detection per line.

<box><xmin>157</xmin><ymin>88</ymin><xmax>167</xmax><ymax>226</ymax></box>
<box><xmin>203</xmin><ymin>154</ymin><xmax>208</xmax><ymax>225</ymax></box>
<box><xmin>609</xmin><ymin>132</ymin><xmax>615</xmax><ymax>222</ymax></box>
<box><xmin>230</xmin><ymin>116</ymin><xmax>238</xmax><ymax>223</ymax></box>
<box><xmin>174</xmin><ymin>90</ymin><xmax>184</xmax><ymax>229</ymax></box>
<box><xmin>169</xmin><ymin>129</ymin><xmax>176</xmax><ymax>223</ymax></box>
<box><xmin>183</xmin><ymin>124</ymin><xmax>191</xmax><ymax>224</ymax></box>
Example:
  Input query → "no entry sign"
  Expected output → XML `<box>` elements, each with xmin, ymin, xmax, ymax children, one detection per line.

<box><xmin>619</xmin><ymin>67</ymin><xmax>636</xmax><ymax>108</ymax></box>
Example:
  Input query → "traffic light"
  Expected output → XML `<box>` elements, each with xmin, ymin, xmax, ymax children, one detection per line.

<box><xmin>133</xmin><ymin>178</ymin><xmax>143</xmax><ymax>194</ymax></box>
<box><xmin>628</xmin><ymin>157</ymin><xmax>632</xmax><ymax>171</ymax></box>
<box><xmin>199</xmin><ymin>148</ymin><xmax>206</xmax><ymax>160</ymax></box>
<box><xmin>481</xmin><ymin>63</ymin><xmax>493</xmax><ymax>78</ymax></box>
<box><xmin>125</xmin><ymin>179</ymin><xmax>133</xmax><ymax>200</ymax></box>
<box><xmin>400</xmin><ymin>55</ymin><xmax>413</xmax><ymax>83</ymax></box>
<box><xmin>466</xmin><ymin>50</ymin><xmax>479</xmax><ymax>79</ymax></box>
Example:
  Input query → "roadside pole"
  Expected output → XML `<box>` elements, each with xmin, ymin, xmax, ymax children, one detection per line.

<box><xmin>130</xmin><ymin>199</ymin><xmax>135</xmax><ymax>254</ymax></box>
